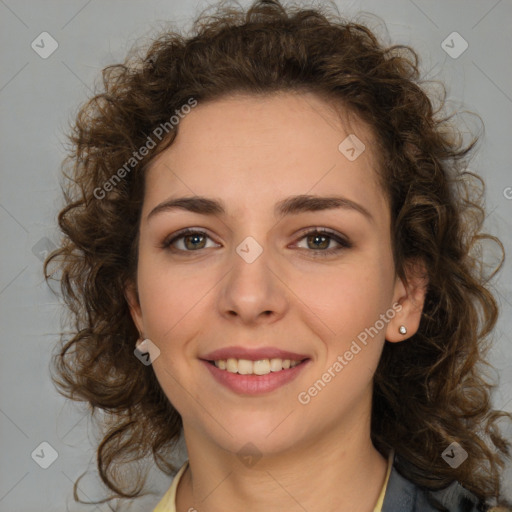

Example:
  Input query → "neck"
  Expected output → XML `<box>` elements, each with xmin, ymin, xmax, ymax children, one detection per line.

<box><xmin>176</xmin><ymin>416</ymin><xmax>388</xmax><ymax>512</ymax></box>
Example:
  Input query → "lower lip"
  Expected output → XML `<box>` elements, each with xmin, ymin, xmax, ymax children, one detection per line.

<box><xmin>201</xmin><ymin>359</ymin><xmax>310</xmax><ymax>395</ymax></box>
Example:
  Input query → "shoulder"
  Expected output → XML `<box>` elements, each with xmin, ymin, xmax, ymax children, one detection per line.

<box><xmin>381</xmin><ymin>455</ymin><xmax>486</xmax><ymax>512</ymax></box>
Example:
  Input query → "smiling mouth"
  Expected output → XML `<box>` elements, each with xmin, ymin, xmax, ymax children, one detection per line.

<box><xmin>206</xmin><ymin>357</ymin><xmax>309</xmax><ymax>376</ymax></box>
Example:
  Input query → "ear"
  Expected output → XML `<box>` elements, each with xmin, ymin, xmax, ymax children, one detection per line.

<box><xmin>385</xmin><ymin>259</ymin><xmax>428</xmax><ymax>343</ymax></box>
<box><xmin>124</xmin><ymin>279</ymin><xmax>144</xmax><ymax>337</ymax></box>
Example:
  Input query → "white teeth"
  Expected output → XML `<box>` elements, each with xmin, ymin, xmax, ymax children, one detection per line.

<box><xmin>269</xmin><ymin>358</ymin><xmax>283</xmax><ymax>372</ymax></box>
<box><xmin>226</xmin><ymin>358</ymin><xmax>238</xmax><ymax>373</ymax></box>
<box><xmin>212</xmin><ymin>357</ymin><xmax>303</xmax><ymax>375</ymax></box>
<box><xmin>237</xmin><ymin>359</ymin><xmax>253</xmax><ymax>375</ymax></box>
<box><xmin>253</xmin><ymin>360</ymin><xmax>270</xmax><ymax>375</ymax></box>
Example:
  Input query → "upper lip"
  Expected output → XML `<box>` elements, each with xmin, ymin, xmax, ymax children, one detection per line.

<box><xmin>201</xmin><ymin>346</ymin><xmax>310</xmax><ymax>361</ymax></box>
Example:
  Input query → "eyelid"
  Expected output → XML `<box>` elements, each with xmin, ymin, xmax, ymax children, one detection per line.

<box><xmin>291</xmin><ymin>226</ymin><xmax>352</xmax><ymax>255</ymax></box>
<box><xmin>293</xmin><ymin>226</ymin><xmax>350</xmax><ymax>243</ymax></box>
<box><xmin>161</xmin><ymin>226</ymin><xmax>352</xmax><ymax>254</ymax></box>
<box><xmin>161</xmin><ymin>227</ymin><xmax>218</xmax><ymax>250</ymax></box>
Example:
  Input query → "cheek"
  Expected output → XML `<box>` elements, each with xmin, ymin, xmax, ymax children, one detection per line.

<box><xmin>136</xmin><ymin>253</ymin><xmax>217</xmax><ymax>344</ymax></box>
<box><xmin>137</xmin><ymin>258</ymin><xmax>182</xmax><ymax>335</ymax></box>
<box><xmin>294</xmin><ymin>266</ymin><xmax>391</xmax><ymax>407</ymax></box>
<box><xmin>292</xmin><ymin>259</ymin><xmax>392</xmax><ymax>341</ymax></box>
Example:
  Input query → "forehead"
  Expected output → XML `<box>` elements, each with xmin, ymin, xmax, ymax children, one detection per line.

<box><xmin>144</xmin><ymin>92</ymin><xmax>387</xmax><ymax>220</ymax></box>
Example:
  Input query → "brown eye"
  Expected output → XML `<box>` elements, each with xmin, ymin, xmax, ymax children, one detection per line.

<box><xmin>294</xmin><ymin>228</ymin><xmax>352</xmax><ymax>257</ymax></box>
<box><xmin>305</xmin><ymin>233</ymin><xmax>331</xmax><ymax>250</ymax></box>
<box><xmin>182</xmin><ymin>233</ymin><xmax>206</xmax><ymax>250</ymax></box>
<box><xmin>162</xmin><ymin>229</ymin><xmax>218</xmax><ymax>252</ymax></box>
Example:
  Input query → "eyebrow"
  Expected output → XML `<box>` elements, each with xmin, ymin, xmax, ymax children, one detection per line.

<box><xmin>146</xmin><ymin>194</ymin><xmax>374</xmax><ymax>223</ymax></box>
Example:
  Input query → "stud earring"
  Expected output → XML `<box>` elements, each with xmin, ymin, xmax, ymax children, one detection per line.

<box><xmin>398</xmin><ymin>325</ymin><xmax>407</xmax><ymax>335</ymax></box>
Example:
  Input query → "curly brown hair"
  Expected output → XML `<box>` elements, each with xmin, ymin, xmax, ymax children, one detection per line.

<box><xmin>45</xmin><ymin>0</ymin><xmax>512</xmax><ymax>509</ymax></box>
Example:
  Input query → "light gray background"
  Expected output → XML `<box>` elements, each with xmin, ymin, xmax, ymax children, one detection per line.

<box><xmin>1</xmin><ymin>0</ymin><xmax>511</xmax><ymax>510</ymax></box>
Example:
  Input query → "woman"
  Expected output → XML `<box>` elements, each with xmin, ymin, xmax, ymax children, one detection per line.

<box><xmin>45</xmin><ymin>1</ymin><xmax>512</xmax><ymax>510</ymax></box>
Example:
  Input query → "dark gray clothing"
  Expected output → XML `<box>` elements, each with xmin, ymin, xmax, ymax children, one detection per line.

<box><xmin>382</xmin><ymin>455</ymin><xmax>483</xmax><ymax>512</ymax></box>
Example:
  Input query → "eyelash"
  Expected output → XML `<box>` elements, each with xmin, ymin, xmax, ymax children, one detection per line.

<box><xmin>161</xmin><ymin>227</ymin><xmax>352</xmax><ymax>257</ymax></box>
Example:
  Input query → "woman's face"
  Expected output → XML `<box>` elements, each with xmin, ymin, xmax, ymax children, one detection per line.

<box><xmin>127</xmin><ymin>92</ymin><xmax>422</xmax><ymax>457</ymax></box>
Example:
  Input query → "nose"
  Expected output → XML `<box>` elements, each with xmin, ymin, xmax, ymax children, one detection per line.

<box><xmin>216</xmin><ymin>243</ymin><xmax>289</xmax><ymax>325</ymax></box>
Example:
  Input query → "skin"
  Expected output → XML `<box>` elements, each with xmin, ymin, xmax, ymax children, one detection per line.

<box><xmin>126</xmin><ymin>91</ymin><xmax>427</xmax><ymax>512</ymax></box>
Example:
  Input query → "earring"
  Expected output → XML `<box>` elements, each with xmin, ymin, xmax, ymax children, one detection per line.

<box><xmin>398</xmin><ymin>325</ymin><xmax>407</xmax><ymax>335</ymax></box>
